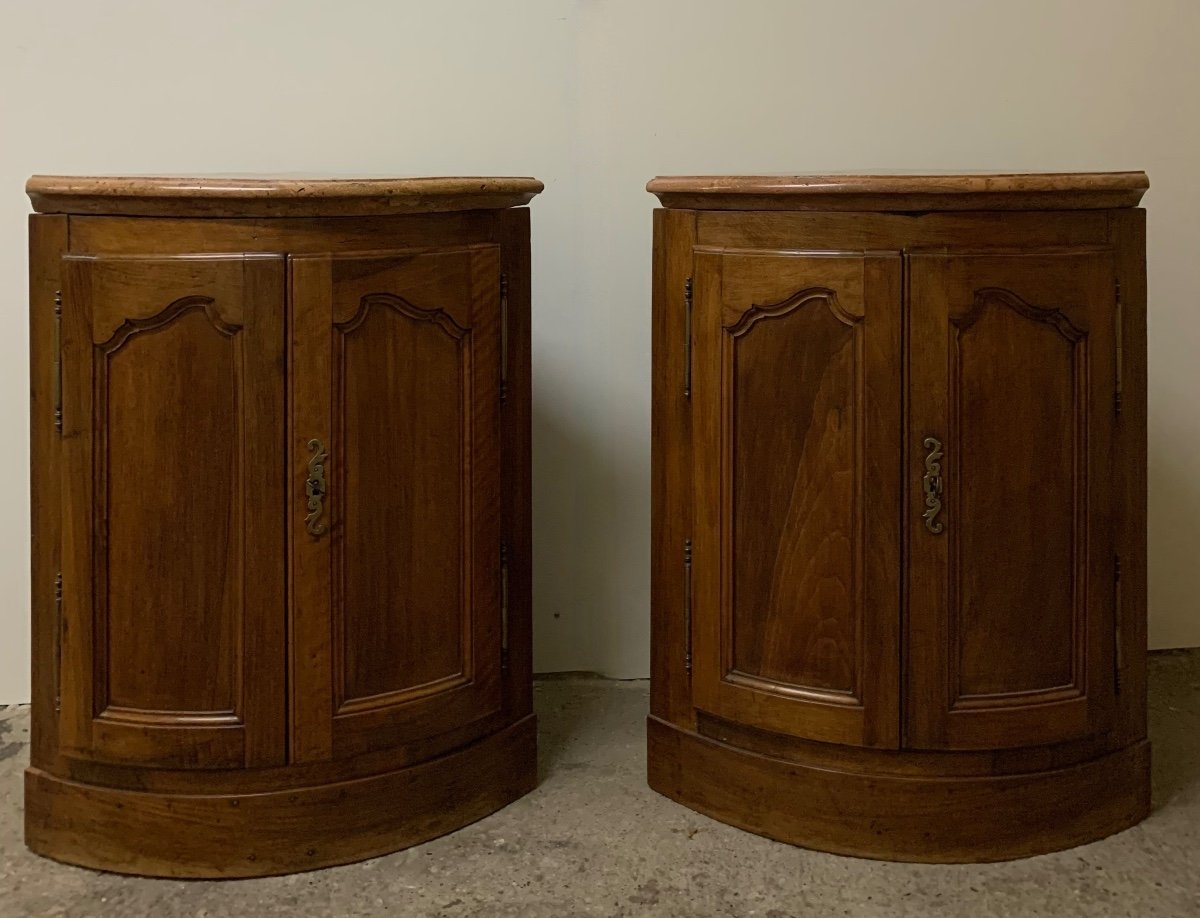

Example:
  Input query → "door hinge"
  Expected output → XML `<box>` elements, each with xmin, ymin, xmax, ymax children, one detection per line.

<box><xmin>683</xmin><ymin>538</ymin><xmax>693</xmax><ymax>674</ymax></box>
<box><xmin>499</xmin><ymin>273</ymin><xmax>509</xmax><ymax>404</ymax></box>
<box><xmin>683</xmin><ymin>277</ymin><xmax>693</xmax><ymax>399</ymax></box>
<box><xmin>53</xmin><ymin>290</ymin><xmax>63</xmax><ymax>434</ymax></box>
<box><xmin>1114</xmin><ymin>553</ymin><xmax>1123</xmax><ymax>694</ymax></box>
<box><xmin>54</xmin><ymin>570</ymin><xmax>63</xmax><ymax>713</ymax></box>
<box><xmin>1114</xmin><ymin>280</ymin><xmax>1123</xmax><ymax>418</ymax></box>
<box><xmin>500</xmin><ymin>541</ymin><xmax>510</xmax><ymax>670</ymax></box>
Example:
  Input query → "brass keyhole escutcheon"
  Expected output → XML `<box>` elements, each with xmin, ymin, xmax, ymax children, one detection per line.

<box><xmin>922</xmin><ymin>436</ymin><xmax>945</xmax><ymax>534</ymax></box>
<box><xmin>305</xmin><ymin>438</ymin><xmax>328</xmax><ymax>537</ymax></box>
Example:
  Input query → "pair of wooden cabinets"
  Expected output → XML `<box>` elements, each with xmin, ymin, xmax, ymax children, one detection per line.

<box><xmin>25</xmin><ymin>177</ymin><xmax>539</xmax><ymax>877</ymax></box>
<box><xmin>648</xmin><ymin>173</ymin><xmax>1150</xmax><ymax>862</ymax></box>
<box><xmin>26</xmin><ymin>172</ymin><xmax>1151</xmax><ymax>874</ymax></box>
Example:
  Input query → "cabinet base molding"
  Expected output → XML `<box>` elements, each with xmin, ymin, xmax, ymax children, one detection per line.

<box><xmin>24</xmin><ymin>715</ymin><xmax>536</xmax><ymax>879</ymax></box>
<box><xmin>647</xmin><ymin>717</ymin><xmax>1150</xmax><ymax>863</ymax></box>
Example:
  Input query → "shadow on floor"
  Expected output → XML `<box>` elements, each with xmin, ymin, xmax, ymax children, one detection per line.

<box><xmin>1148</xmin><ymin>647</ymin><xmax>1200</xmax><ymax>807</ymax></box>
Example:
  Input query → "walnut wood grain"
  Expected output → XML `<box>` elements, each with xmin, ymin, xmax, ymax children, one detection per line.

<box><xmin>650</xmin><ymin>209</ymin><xmax>699</xmax><ymax>730</ymax></box>
<box><xmin>28</xmin><ymin>175</ymin><xmax>543</xmax><ymax>217</ymax></box>
<box><xmin>648</xmin><ymin>174</ymin><xmax>1149</xmax><ymax>862</ymax></box>
<box><xmin>289</xmin><ymin>247</ymin><xmax>504</xmax><ymax>763</ymax></box>
<box><xmin>648</xmin><ymin>171</ymin><xmax>1148</xmax><ymax>211</ymax></box>
<box><xmin>59</xmin><ymin>254</ymin><xmax>287</xmax><ymax>770</ymax></box>
<box><xmin>28</xmin><ymin>186</ymin><xmax>538</xmax><ymax>877</ymax></box>
<box><xmin>690</xmin><ymin>250</ymin><xmax>901</xmax><ymax>749</ymax></box>
<box><xmin>906</xmin><ymin>250</ymin><xmax>1117</xmax><ymax>751</ymax></box>
<box><xmin>28</xmin><ymin>215</ymin><xmax>67</xmax><ymax>770</ymax></box>
<box><xmin>496</xmin><ymin>209</ymin><xmax>534</xmax><ymax>723</ymax></box>
<box><xmin>27</xmin><ymin>715</ymin><xmax>535</xmax><ymax>879</ymax></box>
<box><xmin>1108</xmin><ymin>209</ymin><xmax>1149</xmax><ymax>748</ymax></box>
<box><xmin>649</xmin><ymin>717</ymin><xmax>1149</xmax><ymax>863</ymax></box>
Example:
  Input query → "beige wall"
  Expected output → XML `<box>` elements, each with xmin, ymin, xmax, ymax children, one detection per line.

<box><xmin>0</xmin><ymin>0</ymin><xmax>1196</xmax><ymax>700</ymax></box>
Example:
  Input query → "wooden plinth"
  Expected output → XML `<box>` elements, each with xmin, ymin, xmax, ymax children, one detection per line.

<box><xmin>647</xmin><ymin>717</ymin><xmax>1150</xmax><ymax>863</ymax></box>
<box><xmin>25</xmin><ymin>716</ymin><xmax>536</xmax><ymax>879</ymax></box>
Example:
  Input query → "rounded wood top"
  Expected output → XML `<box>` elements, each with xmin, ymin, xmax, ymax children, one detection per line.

<box><xmin>646</xmin><ymin>171</ymin><xmax>1148</xmax><ymax>212</ymax></box>
<box><xmin>27</xmin><ymin>175</ymin><xmax>544</xmax><ymax>217</ymax></box>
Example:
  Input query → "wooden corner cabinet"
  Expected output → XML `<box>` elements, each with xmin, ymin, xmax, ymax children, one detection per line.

<box><xmin>646</xmin><ymin>172</ymin><xmax>1151</xmax><ymax>862</ymax></box>
<box><xmin>25</xmin><ymin>175</ymin><xmax>541</xmax><ymax>877</ymax></box>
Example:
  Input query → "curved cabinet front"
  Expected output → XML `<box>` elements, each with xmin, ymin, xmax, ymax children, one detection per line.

<box><xmin>25</xmin><ymin>179</ymin><xmax>537</xmax><ymax>878</ymax></box>
<box><xmin>647</xmin><ymin>175</ymin><xmax>1150</xmax><ymax>863</ymax></box>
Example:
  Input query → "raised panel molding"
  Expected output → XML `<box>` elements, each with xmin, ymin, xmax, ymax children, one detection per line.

<box><xmin>725</xmin><ymin>286</ymin><xmax>857</xmax><ymax>336</ymax></box>
<box><xmin>337</xmin><ymin>292</ymin><xmax>470</xmax><ymax>340</ymax></box>
<box><xmin>948</xmin><ymin>286</ymin><xmax>1089</xmax><ymax>710</ymax></box>
<box><xmin>952</xmin><ymin>286</ymin><xmax>1086</xmax><ymax>342</ymax></box>
<box><xmin>722</xmin><ymin>283</ymin><xmax>865</xmax><ymax>705</ymax></box>
<box><xmin>331</xmin><ymin>292</ymin><xmax>472</xmax><ymax>715</ymax></box>
<box><xmin>95</xmin><ymin>297</ymin><xmax>247</xmax><ymax>723</ymax></box>
<box><xmin>96</xmin><ymin>295</ymin><xmax>242</xmax><ymax>351</ymax></box>
<box><xmin>96</xmin><ymin>707</ymin><xmax>241</xmax><ymax>727</ymax></box>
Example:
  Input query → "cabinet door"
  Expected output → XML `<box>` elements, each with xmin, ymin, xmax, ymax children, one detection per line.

<box><xmin>906</xmin><ymin>249</ymin><xmax>1117</xmax><ymax>750</ymax></box>
<box><xmin>59</xmin><ymin>254</ymin><xmax>287</xmax><ymax>768</ymax></box>
<box><xmin>289</xmin><ymin>246</ymin><xmax>504</xmax><ymax>762</ymax></box>
<box><xmin>692</xmin><ymin>250</ymin><xmax>902</xmax><ymax>748</ymax></box>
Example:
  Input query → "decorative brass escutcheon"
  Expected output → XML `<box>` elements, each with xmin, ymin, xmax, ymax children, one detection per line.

<box><xmin>305</xmin><ymin>438</ymin><xmax>328</xmax><ymax>537</ymax></box>
<box><xmin>922</xmin><ymin>436</ymin><xmax>945</xmax><ymax>534</ymax></box>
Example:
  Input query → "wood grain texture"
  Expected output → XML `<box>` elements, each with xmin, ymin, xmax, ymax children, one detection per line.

<box><xmin>68</xmin><ymin>213</ymin><xmax>498</xmax><ymax>256</ymax></box>
<box><xmin>698</xmin><ymin>210</ymin><xmax>1113</xmax><ymax>251</ymax></box>
<box><xmin>649</xmin><ymin>186</ymin><xmax>1148</xmax><ymax>862</ymax></box>
<box><xmin>28</xmin><ymin>175</ymin><xmax>543</xmax><ymax>218</ymax></box>
<box><xmin>694</xmin><ymin>708</ymin><xmax>1142</xmax><ymax>779</ymax></box>
<box><xmin>648</xmin><ymin>171</ymin><xmax>1148</xmax><ymax>211</ymax></box>
<box><xmin>26</xmin><ymin>715</ymin><xmax>535</xmax><ymax>879</ymax></box>
<box><xmin>649</xmin><ymin>716</ymin><xmax>1149</xmax><ymax>863</ymax></box>
<box><xmin>336</xmin><ymin>292</ymin><xmax>467</xmax><ymax>702</ymax></box>
<box><xmin>906</xmin><ymin>250</ymin><xmax>1117</xmax><ymax>751</ymax></box>
<box><xmin>289</xmin><ymin>247</ymin><xmax>504</xmax><ymax>763</ymax></box>
<box><xmin>1108</xmin><ymin>210</ymin><xmax>1149</xmax><ymax>748</ymax></box>
<box><xmin>28</xmin><ymin>215</ymin><xmax>67</xmax><ymax>769</ymax></box>
<box><xmin>691</xmin><ymin>251</ymin><xmax>901</xmax><ymax>748</ymax></box>
<box><xmin>728</xmin><ymin>282</ymin><xmax>862</xmax><ymax>694</ymax></box>
<box><xmin>29</xmin><ymin>195</ymin><xmax>537</xmax><ymax>877</ymax></box>
<box><xmin>59</xmin><ymin>254</ymin><xmax>286</xmax><ymax>769</ymax></box>
<box><xmin>650</xmin><ymin>208</ymin><xmax>699</xmax><ymax>729</ymax></box>
<box><xmin>496</xmin><ymin>209</ymin><xmax>534</xmax><ymax>721</ymax></box>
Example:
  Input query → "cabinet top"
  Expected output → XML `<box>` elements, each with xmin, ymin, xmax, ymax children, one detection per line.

<box><xmin>646</xmin><ymin>171</ymin><xmax>1148</xmax><ymax>212</ymax></box>
<box><xmin>26</xmin><ymin>175</ymin><xmax>544</xmax><ymax>217</ymax></box>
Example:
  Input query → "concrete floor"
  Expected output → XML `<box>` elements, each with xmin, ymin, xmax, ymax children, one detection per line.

<box><xmin>1</xmin><ymin>651</ymin><xmax>1198</xmax><ymax>918</ymax></box>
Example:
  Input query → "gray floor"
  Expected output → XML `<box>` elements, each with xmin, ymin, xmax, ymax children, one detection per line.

<box><xmin>1</xmin><ymin>652</ymin><xmax>1198</xmax><ymax>918</ymax></box>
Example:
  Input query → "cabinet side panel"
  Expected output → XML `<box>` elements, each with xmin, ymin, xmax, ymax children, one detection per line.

<box><xmin>496</xmin><ymin>209</ymin><xmax>532</xmax><ymax>719</ymax></box>
<box><xmin>29</xmin><ymin>214</ymin><xmax>69</xmax><ymax>767</ymax></box>
<box><xmin>1109</xmin><ymin>209</ymin><xmax>1148</xmax><ymax>746</ymax></box>
<box><xmin>650</xmin><ymin>208</ymin><xmax>697</xmax><ymax>726</ymax></box>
